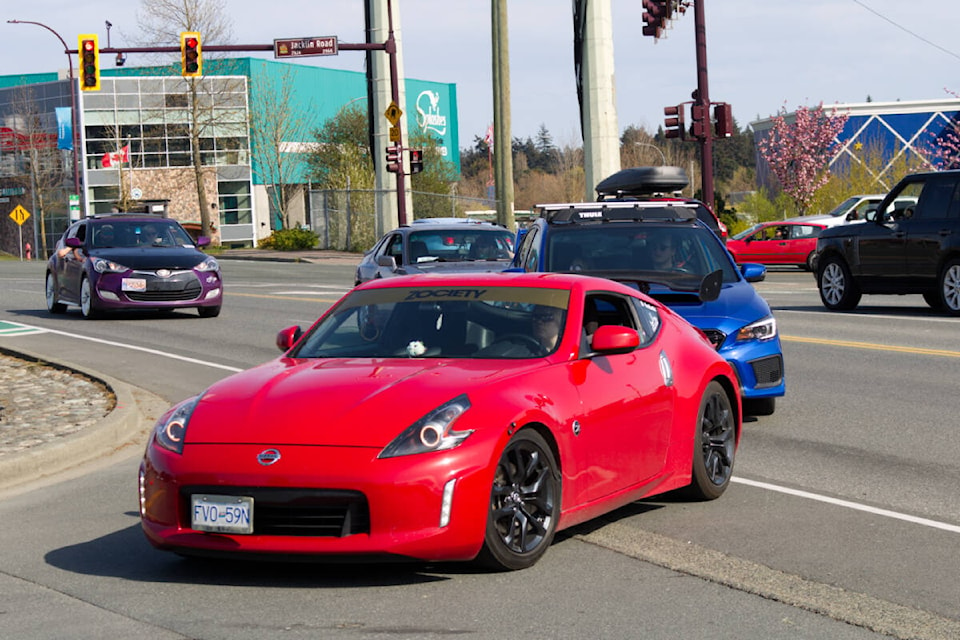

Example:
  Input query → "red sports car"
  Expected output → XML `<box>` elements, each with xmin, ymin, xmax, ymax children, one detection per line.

<box><xmin>139</xmin><ymin>272</ymin><xmax>740</xmax><ymax>570</ymax></box>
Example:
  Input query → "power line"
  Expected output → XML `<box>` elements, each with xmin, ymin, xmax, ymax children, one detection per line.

<box><xmin>852</xmin><ymin>0</ymin><xmax>960</xmax><ymax>61</ymax></box>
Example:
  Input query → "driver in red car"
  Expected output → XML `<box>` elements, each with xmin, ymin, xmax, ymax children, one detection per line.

<box><xmin>532</xmin><ymin>305</ymin><xmax>564</xmax><ymax>351</ymax></box>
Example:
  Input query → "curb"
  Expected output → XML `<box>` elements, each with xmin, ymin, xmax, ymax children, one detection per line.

<box><xmin>0</xmin><ymin>347</ymin><xmax>169</xmax><ymax>493</ymax></box>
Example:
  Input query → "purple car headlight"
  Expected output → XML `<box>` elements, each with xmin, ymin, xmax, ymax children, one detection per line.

<box><xmin>92</xmin><ymin>256</ymin><xmax>130</xmax><ymax>274</ymax></box>
<box><xmin>195</xmin><ymin>257</ymin><xmax>220</xmax><ymax>273</ymax></box>
<box><xmin>378</xmin><ymin>394</ymin><xmax>473</xmax><ymax>458</ymax></box>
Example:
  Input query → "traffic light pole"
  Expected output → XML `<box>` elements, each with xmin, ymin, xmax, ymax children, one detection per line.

<box><xmin>693</xmin><ymin>0</ymin><xmax>714</xmax><ymax>213</ymax></box>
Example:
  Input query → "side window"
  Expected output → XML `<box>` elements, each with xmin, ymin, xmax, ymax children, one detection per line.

<box><xmin>519</xmin><ymin>225</ymin><xmax>540</xmax><ymax>272</ymax></box>
<box><xmin>385</xmin><ymin>234</ymin><xmax>403</xmax><ymax>261</ymax></box>
<box><xmin>74</xmin><ymin>223</ymin><xmax>87</xmax><ymax>243</ymax></box>
<box><xmin>879</xmin><ymin>181</ymin><xmax>924</xmax><ymax>221</ymax></box>
<box><xmin>914</xmin><ymin>177</ymin><xmax>957</xmax><ymax>220</ymax></box>
<box><xmin>582</xmin><ymin>293</ymin><xmax>652</xmax><ymax>353</ymax></box>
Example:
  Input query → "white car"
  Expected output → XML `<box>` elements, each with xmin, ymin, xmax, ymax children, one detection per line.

<box><xmin>787</xmin><ymin>194</ymin><xmax>918</xmax><ymax>228</ymax></box>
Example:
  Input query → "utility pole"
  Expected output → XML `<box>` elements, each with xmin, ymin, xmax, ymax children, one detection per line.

<box><xmin>492</xmin><ymin>0</ymin><xmax>515</xmax><ymax>231</ymax></box>
<box><xmin>692</xmin><ymin>0</ymin><xmax>714</xmax><ymax>211</ymax></box>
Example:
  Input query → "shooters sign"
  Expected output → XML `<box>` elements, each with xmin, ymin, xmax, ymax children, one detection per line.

<box><xmin>274</xmin><ymin>36</ymin><xmax>338</xmax><ymax>58</ymax></box>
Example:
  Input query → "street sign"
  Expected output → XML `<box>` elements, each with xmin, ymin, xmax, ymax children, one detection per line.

<box><xmin>69</xmin><ymin>194</ymin><xmax>81</xmax><ymax>222</ymax></box>
<box><xmin>9</xmin><ymin>205</ymin><xmax>30</xmax><ymax>226</ymax></box>
<box><xmin>274</xmin><ymin>36</ymin><xmax>338</xmax><ymax>58</ymax></box>
<box><xmin>384</xmin><ymin>102</ymin><xmax>402</xmax><ymax>125</ymax></box>
<box><xmin>389</xmin><ymin>126</ymin><xmax>401</xmax><ymax>143</ymax></box>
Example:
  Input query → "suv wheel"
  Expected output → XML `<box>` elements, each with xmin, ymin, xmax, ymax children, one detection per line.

<box><xmin>818</xmin><ymin>256</ymin><xmax>861</xmax><ymax>311</ymax></box>
<box><xmin>939</xmin><ymin>259</ymin><xmax>960</xmax><ymax>316</ymax></box>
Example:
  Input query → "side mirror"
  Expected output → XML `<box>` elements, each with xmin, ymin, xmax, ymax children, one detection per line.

<box><xmin>590</xmin><ymin>325</ymin><xmax>640</xmax><ymax>354</ymax></box>
<box><xmin>376</xmin><ymin>255</ymin><xmax>398</xmax><ymax>269</ymax></box>
<box><xmin>196</xmin><ymin>235</ymin><xmax>211</xmax><ymax>247</ymax></box>
<box><xmin>740</xmin><ymin>262</ymin><xmax>766</xmax><ymax>282</ymax></box>
<box><xmin>276</xmin><ymin>325</ymin><xmax>303</xmax><ymax>352</ymax></box>
<box><xmin>65</xmin><ymin>237</ymin><xmax>82</xmax><ymax>248</ymax></box>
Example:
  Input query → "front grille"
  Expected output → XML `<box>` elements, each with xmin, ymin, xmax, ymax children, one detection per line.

<box><xmin>126</xmin><ymin>270</ymin><xmax>202</xmax><ymax>302</ymax></box>
<box><xmin>701</xmin><ymin>329</ymin><xmax>726</xmax><ymax>350</ymax></box>
<box><xmin>750</xmin><ymin>354</ymin><xmax>783</xmax><ymax>388</ymax></box>
<box><xmin>183</xmin><ymin>487</ymin><xmax>370</xmax><ymax>537</ymax></box>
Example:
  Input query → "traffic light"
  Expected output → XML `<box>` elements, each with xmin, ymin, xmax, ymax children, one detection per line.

<box><xmin>714</xmin><ymin>102</ymin><xmax>734</xmax><ymax>138</ymax></box>
<box><xmin>180</xmin><ymin>32</ymin><xmax>202</xmax><ymax>77</ymax></box>
<box><xmin>690</xmin><ymin>103</ymin><xmax>707</xmax><ymax>139</ymax></box>
<box><xmin>642</xmin><ymin>0</ymin><xmax>665</xmax><ymax>38</ymax></box>
<box><xmin>78</xmin><ymin>35</ymin><xmax>100</xmax><ymax>91</ymax></box>
<box><xmin>408</xmin><ymin>149</ymin><xmax>424</xmax><ymax>174</ymax></box>
<box><xmin>664</xmin><ymin>105</ymin><xmax>685</xmax><ymax>140</ymax></box>
<box><xmin>385</xmin><ymin>145</ymin><xmax>401</xmax><ymax>173</ymax></box>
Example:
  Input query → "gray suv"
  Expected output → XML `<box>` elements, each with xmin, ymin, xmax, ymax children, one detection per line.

<box><xmin>815</xmin><ymin>170</ymin><xmax>960</xmax><ymax>314</ymax></box>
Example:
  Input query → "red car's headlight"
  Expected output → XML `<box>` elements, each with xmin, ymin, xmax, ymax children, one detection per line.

<box><xmin>378</xmin><ymin>395</ymin><xmax>473</xmax><ymax>458</ymax></box>
<box><xmin>153</xmin><ymin>395</ymin><xmax>201</xmax><ymax>454</ymax></box>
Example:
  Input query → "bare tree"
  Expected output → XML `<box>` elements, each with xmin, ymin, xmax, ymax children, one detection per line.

<box><xmin>134</xmin><ymin>0</ymin><xmax>235</xmax><ymax>239</ymax></box>
<box><xmin>248</xmin><ymin>69</ymin><xmax>319</xmax><ymax>229</ymax></box>
<box><xmin>9</xmin><ymin>85</ymin><xmax>68</xmax><ymax>257</ymax></box>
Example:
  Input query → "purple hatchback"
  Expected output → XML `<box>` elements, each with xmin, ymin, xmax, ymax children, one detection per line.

<box><xmin>45</xmin><ymin>215</ymin><xmax>223</xmax><ymax>319</ymax></box>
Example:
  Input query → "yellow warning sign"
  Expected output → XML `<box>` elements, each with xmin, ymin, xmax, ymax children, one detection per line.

<box><xmin>9</xmin><ymin>205</ymin><xmax>30</xmax><ymax>226</ymax></box>
<box><xmin>384</xmin><ymin>102</ymin><xmax>402</xmax><ymax>125</ymax></box>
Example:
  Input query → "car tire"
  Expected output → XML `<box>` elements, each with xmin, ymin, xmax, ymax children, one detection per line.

<box><xmin>476</xmin><ymin>429</ymin><xmax>561</xmax><ymax>571</ymax></box>
<box><xmin>818</xmin><ymin>256</ymin><xmax>861</xmax><ymax>311</ymax></box>
<box><xmin>804</xmin><ymin>251</ymin><xmax>817</xmax><ymax>272</ymax></box>
<box><xmin>79</xmin><ymin>276</ymin><xmax>102</xmax><ymax>319</ymax></box>
<box><xmin>938</xmin><ymin>259</ymin><xmax>960</xmax><ymax>316</ymax></box>
<box><xmin>198</xmin><ymin>305</ymin><xmax>221</xmax><ymax>318</ymax></box>
<box><xmin>45</xmin><ymin>273</ymin><xmax>66</xmax><ymax>314</ymax></box>
<box><xmin>743</xmin><ymin>397</ymin><xmax>776</xmax><ymax>416</ymax></box>
<box><xmin>683</xmin><ymin>381</ymin><xmax>736</xmax><ymax>501</ymax></box>
<box><xmin>922</xmin><ymin>291</ymin><xmax>944</xmax><ymax>310</ymax></box>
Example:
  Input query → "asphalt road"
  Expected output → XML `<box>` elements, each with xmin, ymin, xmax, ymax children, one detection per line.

<box><xmin>1</xmin><ymin>259</ymin><xmax>958</xmax><ymax>640</ymax></box>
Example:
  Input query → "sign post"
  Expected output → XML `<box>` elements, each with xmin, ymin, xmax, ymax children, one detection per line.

<box><xmin>9</xmin><ymin>205</ymin><xmax>31</xmax><ymax>261</ymax></box>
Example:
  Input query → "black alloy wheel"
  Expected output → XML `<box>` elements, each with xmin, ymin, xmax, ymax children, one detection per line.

<box><xmin>684</xmin><ymin>381</ymin><xmax>736</xmax><ymax>501</ymax></box>
<box><xmin>476</xmin><ymin>429</ymin><xmax>560</xmax><ymax>571</ymax></box>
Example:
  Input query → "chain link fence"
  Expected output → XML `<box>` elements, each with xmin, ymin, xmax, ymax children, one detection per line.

<box><xmin>307</xmin><ymin>188</ymin><xmax>498</xmax><ymax>252</ymax></box>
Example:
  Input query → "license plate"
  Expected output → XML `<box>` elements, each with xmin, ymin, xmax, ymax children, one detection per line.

<box><xmin>191</xmin><ymin>494</ymin><xmax>254</xmax><ymax>534</ymax></box>
<box><xmin>122</xmin><ymin>278</ymin><xmax>147</xmax><ymax>292</ymax></box>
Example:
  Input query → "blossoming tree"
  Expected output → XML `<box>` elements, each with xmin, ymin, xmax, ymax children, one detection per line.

<box><xmin>925</xmin><ymin>89</ymin><xmax>960</xmax><ymax>170</ymax></box>
<box><xmin>758</xmin><ymin>103</ymin><xmax>849</xmax><ymax>215</ymax></box>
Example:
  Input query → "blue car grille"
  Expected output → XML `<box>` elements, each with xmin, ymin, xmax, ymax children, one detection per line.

<box><xmin>701</xmin><ymin>329</ymin><xmax>725</xmax><ymax>350</ymax></box>
<box><xmin>183</xmin><ymin>487</ymin><xmax>370</xmax><ymax>537</ymax></box>
<box><xmin>750</xmin><ymin>354</ymin><xmax>783</xmax><ymax>388</ymax></box>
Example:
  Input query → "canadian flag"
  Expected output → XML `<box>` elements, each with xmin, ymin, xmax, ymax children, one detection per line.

<box><xmin>483</xmin><ymin>123</ymin><xmax>494</xmax><ymax>152</ymax></box>
<box><xmin>101</xmin><ymin>144</ymin><xmax>129</xmax><ymax>168</ymax></box>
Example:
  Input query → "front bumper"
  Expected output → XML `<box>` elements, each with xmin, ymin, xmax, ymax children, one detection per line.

<box><xmin>95</xmin><ymin>269</ymin><xmax>222</xmax><ymax>310</ymax></box>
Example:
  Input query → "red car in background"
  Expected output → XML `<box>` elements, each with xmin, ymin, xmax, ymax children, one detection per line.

<box><xmin>139</xmin><ymin>272</ymin><xmax>740</xmax><ymax>571</ymax></box>
<box><xmin>727</xmin><ymin>220</ymin><xmax>827</xmax><ymax>271</ymax></box>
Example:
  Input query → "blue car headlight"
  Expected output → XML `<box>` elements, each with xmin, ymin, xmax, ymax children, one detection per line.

<box><xmin>379</xmin><ymin>394</ymin><xmax>473</xmax><ymax>458</ymax></box>
<box><xmin>92</xmin><ymin>256</ymin><xmax>130</xmax><ymax>274</ymax></box>
<box><xmin>195</xmin><ymin>257</ymin><xmax>220</xmax><ymax>273</ymax></box>
<box><xmin>153</xmin><ymin>395</ymin><xmax>201</xmax><ymax>454</ymax></box>
<box><xmin>736</xmin><ymin>315</ymin><xmax>777</xmax><ymax>342</ymax></box>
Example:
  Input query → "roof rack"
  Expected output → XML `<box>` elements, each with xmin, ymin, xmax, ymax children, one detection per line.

<box><xmin>534</xmin><ymin>201</ymin><xmax>698</xmax><ymax>224</ymax></box>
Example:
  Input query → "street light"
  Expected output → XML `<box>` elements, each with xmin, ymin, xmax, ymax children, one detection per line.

<box><xmin>635</xmin><ymin>141</ymin><xmax>666</xmax><ymax>166</ymax></box>
<box><xmin>6</xmin><ymin>20</ymin><xmax>81</xmax><ymax>200</ymax></box>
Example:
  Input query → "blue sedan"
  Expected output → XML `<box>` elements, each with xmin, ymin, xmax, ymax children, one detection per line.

<box><xmin>512</xmin><ymin>202</ymin><xmax>784</xmax><ymax>415</ymax></box>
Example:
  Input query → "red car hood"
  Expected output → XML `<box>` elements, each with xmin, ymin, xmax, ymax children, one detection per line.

<box><xmin>186</xmin><ymin>357</ymin><xmax>535</xmax><ymax>448</ymax></box>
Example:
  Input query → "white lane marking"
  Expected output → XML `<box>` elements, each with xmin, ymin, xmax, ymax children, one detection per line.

<box><xmin>2</xmin><ymin>322</ymin><xmax>243</xmax><ymax>373</ymax></box>
<box><xmin>6</xmin><ymin>320</ymin><xmax>958</xmax><ymax>535</ymax></box>
<box><xmin>733</xmin><ymin>477</ymin><xmax>960</xmax><ymax>534</ymax></box>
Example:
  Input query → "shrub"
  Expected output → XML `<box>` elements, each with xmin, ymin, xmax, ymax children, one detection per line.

<box><xmin>259</xmin><ymin>228</ymin><xmax>318</xmax><ymax>251</ymax></box>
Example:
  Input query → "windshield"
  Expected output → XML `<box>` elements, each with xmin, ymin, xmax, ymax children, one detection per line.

<box><xmin>408</xmin><ymin>228</ymin><xmax>514</xmax><ymax>263</ymax></box>
<box><xmin>91</xmin><ymin>220</ymin><xmax>195</xmax><ymax>248</ymax></box>
<box><xmin>827</xmin><ymin>197</ymin><xmax>861</xmax><ymax>217</ymax></box>
<box><xmin>731</xmin><ymin>224</ymin><xmax>763</xmax><ymax>241</ymax></box>
<box><xmin>290</xmin><ymin>286</ymin><xmax>570</xmax><ymax>360</ymax></box>
<box><xmin>546</xmin><ymin>223</ymin><xmax>739</xmax><ymax>283</ymax></box>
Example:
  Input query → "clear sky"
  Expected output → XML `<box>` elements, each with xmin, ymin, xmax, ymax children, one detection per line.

<box><xmin>4</xmin><ymin>0</ymin><xmax>960</xmax><ymax>149</ymax></box>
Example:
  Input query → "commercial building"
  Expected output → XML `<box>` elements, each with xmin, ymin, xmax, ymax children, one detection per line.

<box><xmin>0</xmin><ymin>58</ymin><xmax>458</xmax><ymax>254</ymax></box>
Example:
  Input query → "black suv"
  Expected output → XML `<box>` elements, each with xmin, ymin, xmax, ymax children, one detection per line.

<box><xmin>816</xmin><ymin>170</ymin><xmax>960</xmax><ymax>314</ymax></box>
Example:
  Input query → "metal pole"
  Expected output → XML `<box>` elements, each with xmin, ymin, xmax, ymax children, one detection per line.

<box><xmin>385</xmin><ymin>0</ymin><xmax>407</xmax><ymax>226</ymax></box>
<box><xmin>692</xmin><ymin>0</ymin><xmax>714</xmax><ymax>211</ymax></box>
<box><xmin>7</xmin><ymin>20</ymin><xmax>81</xmax><ymax>202</ymax></box>
<box><xmin>635</xmin><ymin>141</ymin><xmax>666</xmax><ymax>166</ymax></box>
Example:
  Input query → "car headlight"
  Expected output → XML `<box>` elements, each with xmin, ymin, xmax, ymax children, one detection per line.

<box><xmin>195</xmin><ymin>257</ymin><xmax>220</xmax><ymax>272</ymax></box>
<box><xmin>153</xmin><ymin>395</ymin><xmax>201</xmax><ymax>454</ymax></box>
<box><xmin>736</xmin><ymin>316</ymin><xmax>777</xmax><ymax>342</ymax></box>
<box><xmin>378</xmin><ymin>394</ymin><xmax>473</xmax><ymax>458</ymax></box>
<box><xmin>92</xmin><ymin>256</ymin><xmax>130</xmax><ymax>274</ymax></box>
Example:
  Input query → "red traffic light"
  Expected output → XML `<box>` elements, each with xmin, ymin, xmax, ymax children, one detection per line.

<box><xmin>714</xmin><ymin>103</ymin><xmax>734</xmax><ymax>138</ymax></box>
<box><xmin>180</xmin><ymin>32</ymin><xmax>202</xmax><ymax>77</ymax></box>
<box><xmin>408</xmin><ymin>149</ymin><xmax>423</xmax><ymax>174</ymax></box>
<box><xmin>78</xmin><ymin>34</ymin><xmax>100</xmax><ymax>91</ymax></box>
<box><xmin>663</xmin><ymin>105</ymin><xmax>685</xmax><ymax>140</ymax></box>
